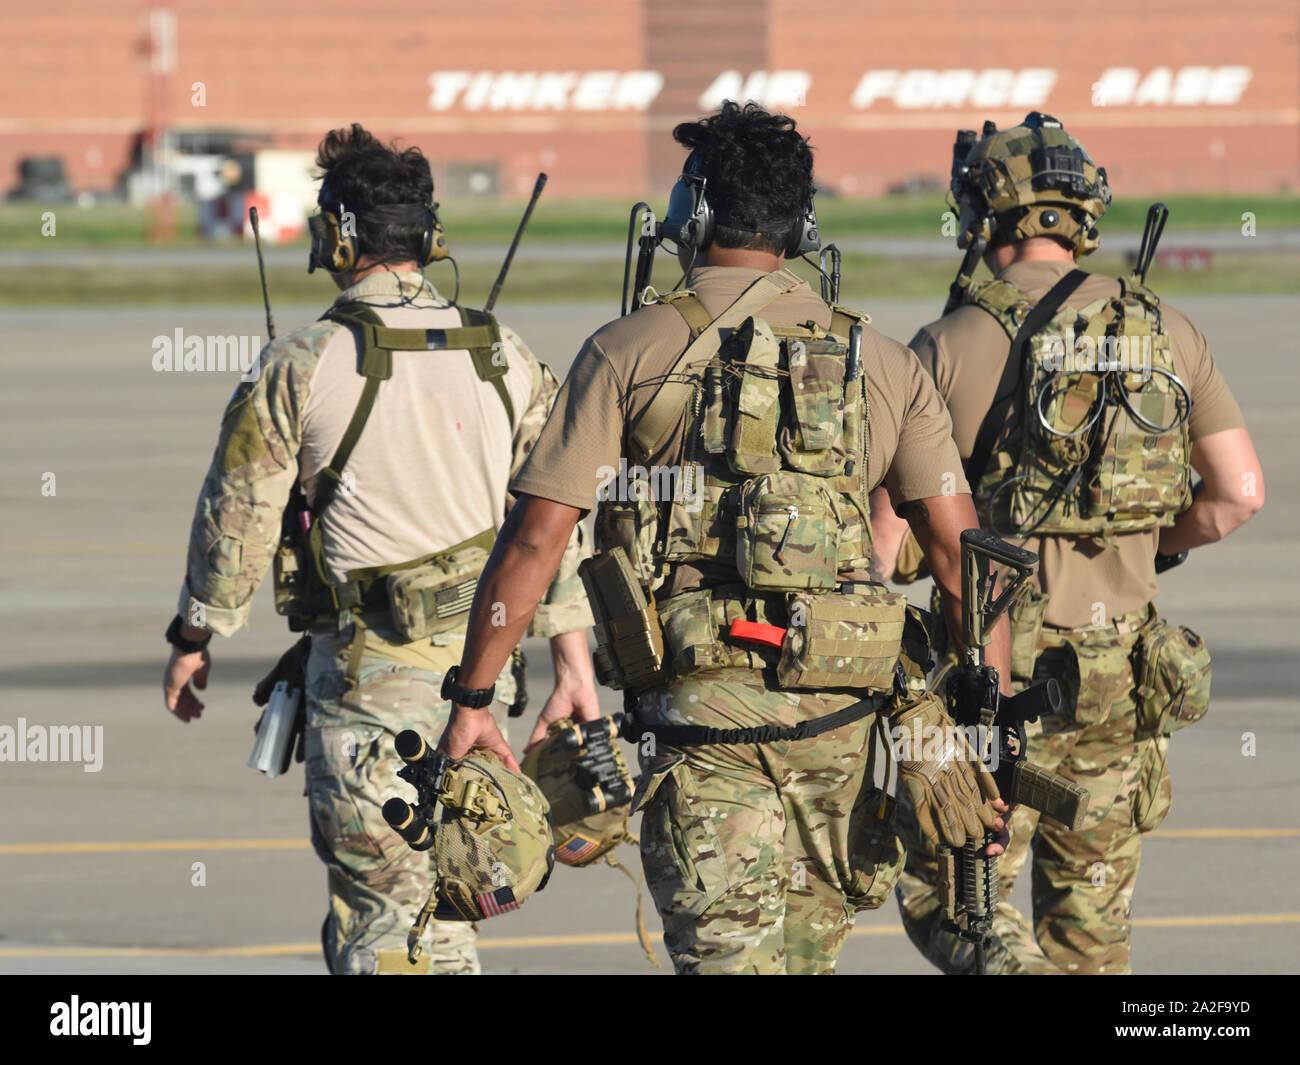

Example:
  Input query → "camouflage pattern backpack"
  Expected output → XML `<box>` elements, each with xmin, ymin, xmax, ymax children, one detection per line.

<box><xmin>965</xmin><ymin>275</ymin><xmax>1192</xmax><ymax>538</ymax></box>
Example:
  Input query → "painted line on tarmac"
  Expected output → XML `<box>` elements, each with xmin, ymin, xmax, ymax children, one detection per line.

<box><xmin>2</xmin><ymin>914</ymin><xmax>1298</xmax><ymax>957</ymax></box>
<box><xmin>4</xmin><ymin>827</ymin><xmax>1298</xmax><ymax>856</ymax></box>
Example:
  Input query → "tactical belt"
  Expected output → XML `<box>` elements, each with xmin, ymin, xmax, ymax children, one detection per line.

<box><xmin>1043</xmin><ymin>603</ymin><xmax>1153</xmax><ymax>640</ymax></box>
<box><xmin>624</xmin><ymin>698</ymin><xmax>877</xmax><ymax>748</ymax></box>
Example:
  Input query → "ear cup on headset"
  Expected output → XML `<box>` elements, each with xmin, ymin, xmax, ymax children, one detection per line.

<box><xmin>785</xmin><ymin>199</ymin><xmax>820</xmax><ymax>258</ymax></box>
<box><xmin>307</xmin><ymin>207</ymin><xmax>356</xmax><ymax>273</ymax></box>
<box><xmin>423</xmin><ymin>203</ymin><xmax>451</xmax><ymax>264</ymax></box>
<box><xmin>661</xmin><ymin>153</ymin><xmax>712</xmax><ymax>251</ymax></box>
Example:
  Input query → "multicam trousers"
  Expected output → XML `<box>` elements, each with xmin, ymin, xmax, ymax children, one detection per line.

<box><xmin>304</xmin><ymin>620</ymin><xmax>513</xmax><ymax>975</ymax></box>
<box><xmin>895</xmin><ymin>607</ymin><xmax>1172</xmax><ymax>975</ymax></box>
<box><xmin>633</xmin><ymin>667</ymin><xmax>900</xmax><ymax>975</ymax></box>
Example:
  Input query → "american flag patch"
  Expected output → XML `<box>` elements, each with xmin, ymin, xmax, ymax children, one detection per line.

<box><xmin>558</xmin><ymin>834</ymin><xmax>599</xmax><ymax>865</ymax></box>
<box><xmin>476</xmin><ymin>886</ymin><xmax>519</xmax><ymax>918</ymax></box>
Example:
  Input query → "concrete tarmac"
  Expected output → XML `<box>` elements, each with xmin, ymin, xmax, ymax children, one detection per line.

<box><xmin>0</xmin><ymin>291</ymin><xmax>1296</xmax><ymax>975</ymax></box>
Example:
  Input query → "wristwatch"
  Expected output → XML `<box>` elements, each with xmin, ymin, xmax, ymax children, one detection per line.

<box><xmin>165</xmin><ymin>614</ymin><xmax>212</xmax><ymax>654</ymax></box>
<box><xmin>440</xmin><ymin>666</ymin><xmax>495</xmax><ymax>709</ymax></box>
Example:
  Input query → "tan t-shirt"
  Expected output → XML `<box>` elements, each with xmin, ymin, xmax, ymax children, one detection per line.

<box><xmin>513</xmin><ymin>266</ymin><xmax>967</xmax><ymax>593</ymax></box>
<box><xmin>910</xmin><ymin>259</ymin><xmax>1244</xmax><ymax>628</ymax></box>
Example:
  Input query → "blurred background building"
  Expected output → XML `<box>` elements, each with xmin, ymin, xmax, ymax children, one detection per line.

<box><xmin>2</xmin><ymin>0</ymin><xmax>1295</xmax><ymax>237</ymax></box>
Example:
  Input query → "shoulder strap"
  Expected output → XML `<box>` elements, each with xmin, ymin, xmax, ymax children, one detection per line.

<box><xmin>314</xmin><ymin>303</ymin><xmax>516</xmax><ymax>515</ymax></box>
<box><xmin>458</xmin><ymin>306</ymin><xmax>514</xmax><ymax>429</ymax></box>
<box><xmin>657</xmin><ymin>290</ymin><xmax>713</xmax><ymax>338</ymax></box>
<box><xmin>829</xmin><ymin>302</ymin><xmax>871</xmax><ymax>338</ymax></box>
<box><xmin>964</xmin><ymin>269</ymin><xmax>1090</xmax><ymax>486</ymax></box>
<box><xmin>315</xmin><ymin>303</ymin><xmax>390</xmax><ymax>515</ymax></box>
<box><xmin>629</xmin><ymin>267</ymin><xmax>804</xmax><ymax>461</ymax></box>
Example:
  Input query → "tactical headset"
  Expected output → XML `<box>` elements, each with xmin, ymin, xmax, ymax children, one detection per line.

<box><xmin>307</xmin><ymin>190</ymin><xmax>450</xmax><ymax>274</ymax></box>
<box><xmin>660</xmin><ymin>150</ymin><xmax>820</xmax><ymax>258</ymax></box>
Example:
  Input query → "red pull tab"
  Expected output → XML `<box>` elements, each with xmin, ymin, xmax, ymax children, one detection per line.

<box><xmin>729</xmin><ymin>619</ymin><xmax>787</xmax><ymax>649</ymax></box>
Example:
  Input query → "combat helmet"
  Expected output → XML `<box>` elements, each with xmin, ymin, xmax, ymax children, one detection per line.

<box><xmin>951</xmin><ymin>111</ymin><xmax>1111</xmax><ymax>255</ymax></box>
<box><xmin>383</xmin><ymin>730</ymin><xmax>554</xmax><ymax>960</ymax></box>
<box><xmin>521</xmin><ymin>714</ymin><xmax>661</xmax><ymax>967</ymax></box>
<box><xmin>522</xmin><ymin>715</ymin><xmax>635</xmax><ymax>867</ymax></box>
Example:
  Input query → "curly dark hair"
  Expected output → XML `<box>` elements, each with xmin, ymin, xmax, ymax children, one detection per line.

<box><xmin>672</xmin><ymin>101</ymin><xmax>814</xmax><ymax>254</ymax></box>
<box><xmin>314</xmin><ymin>123</ymin><xmax>434</xmax><ymax>264</ymax></box>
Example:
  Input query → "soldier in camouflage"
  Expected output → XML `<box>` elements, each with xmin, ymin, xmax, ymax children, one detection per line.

<box><xmin>438</xmin><ymin>102</ymin><xmax>1010</xmax><ymax>974</ymax></box>
<box><xmin>874</xmin><ymin>112</ymin><xmax>1265</xmax><ymax>974</ymax></box>
<box><xmin>162</xmin><ymin>124</ymin><xmax>596</xmax><ymax>975</ymax></box>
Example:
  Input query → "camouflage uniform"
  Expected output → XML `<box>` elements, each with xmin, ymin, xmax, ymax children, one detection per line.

<box><xmin>511</xmin><ymin>265</ymin><xmax>964</xmax><ymax>974</ymax></box>
<box><xmin>634</xmin><ymin>672</ymin><xmax>889</xmax><ymax>974</ymax></box>
<box><xmin>178</xmin><ymin>272</ymin><xmax>591</xmax><ymax>974</ymax></box>
<box><xmin>896</xmin><ymin>608</ymin><xmax>1168</xmax><ymax>975</ymax></box>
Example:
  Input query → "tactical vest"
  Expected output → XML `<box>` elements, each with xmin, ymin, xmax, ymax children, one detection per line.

<box><xmin>963</xmin><ymin>273</ymin><xmax>1192</xmax><ymax>538</ymax></box>
<box><xmin>585</xmin><ymin>270</ymin><xmax>907</xmax><ymax>699</ymax></box>
<box><xmin>596</xmin><ymin>271</ymin><xmax>874</xmax><ymax>590</ymax></box>
<box><xmin>273</xmin><ymin>300</ymin><xmax>513</xmax><ymax>634</ymax></box>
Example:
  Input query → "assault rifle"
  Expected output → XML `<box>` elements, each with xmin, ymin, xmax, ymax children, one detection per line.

<box><xmin>939</xmin><ymin>528</ymin><xmax>1090</xmax><ymax>974</ymax></box>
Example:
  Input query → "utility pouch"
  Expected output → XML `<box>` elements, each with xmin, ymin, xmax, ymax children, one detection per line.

<box><xmin>723</xmin><ymin>317</ymin><xmax>783</xmax><ymax>475</ymax></box>
<box><xmin>579</xmin><ymin>548</ymin><xmax>671</xmax><ymax>691</ymax></box>
<box><xmin>658</xmin><ymin>589</ymin><xmax>725</xmax><ymax>677</ymax></box>
<box><xmin>1132</xmin><ymin>735</ymin><xmax>1172</xmax><ymax>833</ymax></box>
<box><xmin>385</xmin><ymin>546</ymin><xmax>490</xmax><ymax>642</ymax></box>
<box><xmin>1134</xmin><ymin>618</ymin><xmax>1212</xmax><ymax>736</ymax></box>
<box><xmin>844</xmin><ymin>788</ymin><xmax>905</xmax><ymax>912</ymax></box>
<box><xmin>776</xmin><ymin>587</ymin><xmax>906</xmax><ymax>692</ymax></box>
<box><xmin>778</xmin><ymin>333</ymin><xmax>849</xmax><ymax>477</ymax></box>
<box><xmin>1009</xmin><ymin>586</ymin><xmax>1049</xmax><ymax>685</ymax></box>
<box><xmin>735</xmin><ymin>471</ymin><xmax>838</xmax><ymax>592</ymax></box>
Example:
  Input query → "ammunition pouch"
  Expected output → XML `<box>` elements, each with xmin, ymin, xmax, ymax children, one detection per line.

<box><xmin>775</xmin><ymin>587</ymin><xmax>905</xmax><ymax>693</ymax></box>
<box><xmin>579</xmin><ymin>547</ymin><xmax>670</xmax><ymax>692</ymax></box>
<box><xmin>1134</xmin><ymin>617</ymin><xmax>1211</xmax><ymax>737</ymax></box>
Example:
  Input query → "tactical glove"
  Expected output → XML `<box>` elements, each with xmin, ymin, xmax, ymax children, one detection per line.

<box><xmin>891</xmin><ymin>693</ymin><xmax>1001</xmax><ymax>847</ymax></box>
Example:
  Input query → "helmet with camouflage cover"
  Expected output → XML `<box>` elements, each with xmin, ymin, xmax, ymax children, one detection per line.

<box><xmin>522</xmin><ymin>715</ymin><xmax>635</xmax><ymax>867</ymax></box>
<box><xmin>951</xmin><ymin>111</ymin><xmax>1111</xmax><ymax>255</ymax></box>
<box><xmin>384</xmin><ymin>732</ymin><xmax>555</xmax><ymax>929</ymax></box>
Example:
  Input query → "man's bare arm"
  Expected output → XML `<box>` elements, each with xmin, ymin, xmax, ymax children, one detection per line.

<box><xmin>1159</xmin><ymin>427</ymin><xmax>1265</xmax><ymax>555</ymax></box>
<box><xmin>897</xmin><ymin>492</ymin><xmax>1012</xmax><ymax>696</ymax></box>
<box><xmin>867</xmin><ymin>486</ymin><xmax>909</xmax><ymax>582</ymax></box>
<box><xmin>458</xmin><ymin>495</ymin><xmax>583</xmax><ymax>692</ymax></box>
<box><xmin>439</xmin><ymin>495</ymin><xmax>583</xmax><ymax>765</ymax></box>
